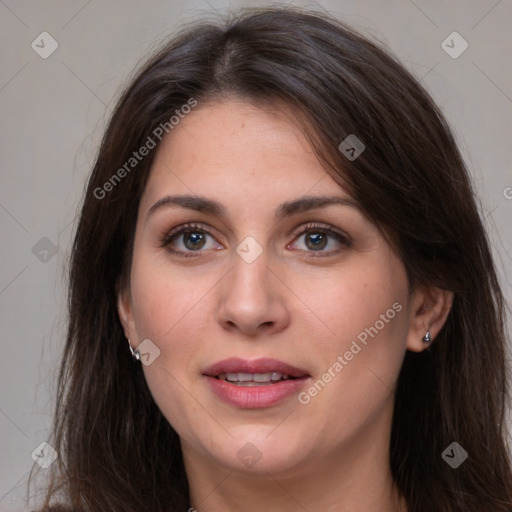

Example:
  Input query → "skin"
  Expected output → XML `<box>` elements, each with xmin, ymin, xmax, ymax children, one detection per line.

<box><xmin>118</xmin><ymin>99</ymin><xmax>453</xmax><ymax>512</ymax></box>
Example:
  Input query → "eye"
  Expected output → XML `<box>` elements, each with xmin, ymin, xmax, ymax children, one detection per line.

<box><xmin>288</xmin><ymin>223</ymin><xmax>351</xmax><ymax>256</ymax></box>
<box><xmin>160</xmin><ymin>222</ymin><xmax>351</xmax><ymax>258</ymax></box>
<box><xmin>161</xmin><ymin>223</ymin><xmax>222</xmax><ymax>256</ymax></box>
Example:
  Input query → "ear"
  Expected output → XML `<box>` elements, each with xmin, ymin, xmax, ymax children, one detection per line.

<box><xmin>406</xmin><ymin>285</ymin><xmax>454</xmax><ymax>352</ymax></box>
<box><xmin>117</xmin><ymin>282</ymin><xmax>137</xmax><ymax>342</ymax></box>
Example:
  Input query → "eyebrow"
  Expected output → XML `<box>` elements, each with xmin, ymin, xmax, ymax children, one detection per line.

<box><xmin>146</xmin><ymin>194</ymin><xmax>359</xmax><ymax>223</ymax></box>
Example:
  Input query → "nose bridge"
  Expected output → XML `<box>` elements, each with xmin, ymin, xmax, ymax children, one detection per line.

<box><xmin>217</xmin><ymin>239</ymin><xmax>289</xmax><ymax>336</ymax></box>
<box><xmin>228</xmin><ymin>243</ymin><xmax>273</xmax><ymax>308</ymax></box>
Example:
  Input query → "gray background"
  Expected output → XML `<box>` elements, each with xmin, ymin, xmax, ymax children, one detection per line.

<box><xmin>1</xmin><ymin>0</ymin><xmax>511</xmax><ymax>509</ymax></box>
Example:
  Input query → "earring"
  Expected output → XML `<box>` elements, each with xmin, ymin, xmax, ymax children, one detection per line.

<box><xmin>422</xmin><ymin>331</ymin><xmax>431</xmax><ymax>344</ymax></box>
<box><xmin>127</xmin><ymin>338</ymin><xmax>140</xmax><ymax>360</ymax></box>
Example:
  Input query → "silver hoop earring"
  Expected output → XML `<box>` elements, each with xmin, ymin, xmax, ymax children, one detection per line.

<box><xmin>128</xmin><ymin>338</ymin><xmax>140</xmax><ymax>360</ymax></box>
<box><xmin>422</xmin><ymin>331</ymin><xmax>431</xmax><ymax>344</ymax></box>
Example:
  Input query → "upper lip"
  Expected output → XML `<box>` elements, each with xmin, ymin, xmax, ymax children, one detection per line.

<box><xmin>203</xmin><ymin>357</ymin><xmax>310</xmax><ymax>378</ymax></box>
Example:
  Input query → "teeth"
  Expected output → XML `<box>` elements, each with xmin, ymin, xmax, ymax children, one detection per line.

<box><xmin>226</xmin><ymin>372</ymin><xmax>253</xmax><ymax>382</ymax></box>
<box><xmin>253</xmin><ymin>373</ymin><xmax>271</xmax><ymax>382</ymax></box>
<box><xmin>217</xmin><ymin>372</ymin><xmax>291</xmax><ymax>383</ymax></box>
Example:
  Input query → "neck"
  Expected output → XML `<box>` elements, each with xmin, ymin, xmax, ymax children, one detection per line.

<box><xmin>188</xmin><ymin>468</ymin><xmax>406</xmax><ymax>512</ymax></box>
<box><xmin>183</xmin><ymin>419</ymin><xmax>407</xmax><ymax>512</ymax></box>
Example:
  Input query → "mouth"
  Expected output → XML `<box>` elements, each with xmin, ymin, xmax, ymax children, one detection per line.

<box><xmin>203</xmin><ymin>357</ymin><xmax>310</xmax><ymax>381</ymax></box>
<box><xmin>202</xmin><ymin>357</ymin><xmax>310</xmax><ymax>408</ymax></box>
<box><xmin>215</xmin><ymin>371</ymin><xmax>298</xmax><ymax>386</ymax></box>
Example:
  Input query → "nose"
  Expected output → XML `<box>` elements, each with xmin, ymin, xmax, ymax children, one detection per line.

<box><xmin>216</xmin><ymin>248</ymin><xmax>290</xmax><ymax>338</ymax></box>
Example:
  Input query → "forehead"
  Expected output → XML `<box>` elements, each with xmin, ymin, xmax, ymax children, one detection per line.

<box><xmin>141</xmin><ymin>99</ymin><xmax>348</xmax><ymax>207</ymax></box>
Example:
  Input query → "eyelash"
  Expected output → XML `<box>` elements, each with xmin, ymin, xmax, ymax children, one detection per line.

<box><xmin>160</xmin><ymin>222</ymin><xmax>351</xmax><ymax>258</ymax></box>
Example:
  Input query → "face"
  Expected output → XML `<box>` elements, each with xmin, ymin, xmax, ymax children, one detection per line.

<box><xmin>118</xmin><ymin>99</ymin><xmax>433</xmax><ymax>478</ymax></box>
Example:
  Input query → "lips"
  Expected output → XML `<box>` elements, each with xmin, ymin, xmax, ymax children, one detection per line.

<box><xmin>202</xmin><ymin>357</ymin><xmax>311</xmax><ymax>408</ymax></box>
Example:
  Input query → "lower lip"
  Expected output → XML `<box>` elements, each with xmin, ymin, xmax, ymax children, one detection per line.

<box><xmin>205</xmin><ymin>376</ymin><xmax>309</xmax><ymax>408</ymax></box>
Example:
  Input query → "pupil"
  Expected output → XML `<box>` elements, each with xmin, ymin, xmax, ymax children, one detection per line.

<box><xmin>306</xmin><ymin>232</ymin><xmax>327</xmax><ymax>250</ymax></box>
<box><xmin>184</xmin><ymin>231</ymin><xmax>205</xmax><ymax>250</ymax></box>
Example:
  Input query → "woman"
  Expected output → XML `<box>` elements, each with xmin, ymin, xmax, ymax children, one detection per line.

<box><xmin>29</xmin><ymin>7</ymin><xmax>512</xmax><ymax>512</ymax></box>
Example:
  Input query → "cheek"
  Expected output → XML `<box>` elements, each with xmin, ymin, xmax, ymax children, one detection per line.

<box><xmin>129</xmin><ymin>246</ymin><xmax>216</xmax><ymax>348</ymax></box>
<box><xmin>301</xmin><ymin>254</ymin><xmax>410</xmax><ymax>422</ymax></box>
<box><xmin>127</xmin><ymin>253</ymin><xmax>211</xmax><ymax>419</ymax></box>
<box><xmin>128</xmin><ymin>252</ymin><xmax>216</xmax><ymax>436</ymax></box>
<box><xmin>306</xmin><ymin>253</ymin><xmax>409</xmax><ymax>351</ymax></box>
<box><xmin>305</xmin><ymin>249</ymin><xmax>404</xmax><ymax>341</ymax></box>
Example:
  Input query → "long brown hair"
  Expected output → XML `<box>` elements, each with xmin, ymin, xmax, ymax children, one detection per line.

<box><xmin>29</xmin><ymin>7</ymin><xmax>512</xmax><ymax>512</ymax></box>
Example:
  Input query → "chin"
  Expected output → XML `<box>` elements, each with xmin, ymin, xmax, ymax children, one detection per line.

<box><xmin>210</xmin><ymin>429</ymin><xmax>309</xmax><ymax>475</ymax></box>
